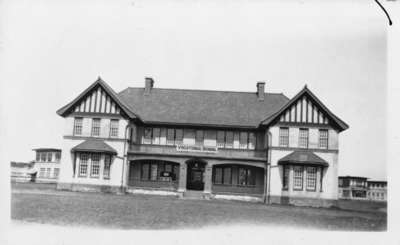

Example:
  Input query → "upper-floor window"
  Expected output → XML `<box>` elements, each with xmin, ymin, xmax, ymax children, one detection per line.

<box><xmin>143</xmin><ymin>127</ymin><xmax>152</xmax><ymax>144</ymax></box>
<box><xmin>279</xmin><ymin>127</ymin><xmax>289</xmax><ymax>147</ymax></box>
<box><xmin>306</xmin><ymin>167</ymin><xmax>317</xmax><ymax>191</ymax></box>
<box><xmin>239</xmin><ymin>132</ymin><xmax>248</xmax><ymax>149</ymax></box>
<box><xmin>73</xmin><ymin>117</ymin><xmax>83</xmax><ymax>135</ymax></box>
<box><xmin>175</xmin><ymin>129</ymin><xmax>183</xmax><ymax>145</ymax></box>
<box><xmin>195</xmin><ymin>130</ymin><xmax>204</xmax><ymax>146</ymax></box>
<box><xmin>55</xmin><ymin>152</ymin><xmax>61</xmax><ymax>162</ymax></box>
<box><xmin>47</xmin><ymin>152</ymin><xmax>52</xmax><ymax>162</ymax></box>
<box><xmin>319</xmin><ymin>129</ymin><xmax>329</xmax><ymax>149</ymax></box>
<box><xmin>110</xmin><ymin>119</ymin><xmax>119</xmax><ymax>138</ymax></box>
<box><xmin>90</xmin><ymin>153</ymin><xmax>101</xmax><ymax>178</ymax></box>
<box><xmin>225</xmin><ymin>131</ymin><xmax>234</xmax><ymax>148</ymax></box>
<box><xmin>298</xmin><ymin>128</ymin><xmax>309</xmax><ymax>148</ymax></box>
<box><xmin>152</xmin><ymin>128</ymin><xmax>161</xmax><ymax>144</ymax></box>
<box><xmin>91</xmin><ymin>118</ymin><xmax>101</xmax><ymax>136</ymax></box>
<box><xmin>217</xmin><ymin>131</ymin><xmax>225</xmax><ymax>148</ymax></box>
<box><xmin>103</xmin><ymin>155</ymin><xmax>111</xmax><ymax>179</ymax></box>
<box><xmin>166</xmin><ymin>128</ymin><xmax>175</xmax><ymax>145</ymax></box>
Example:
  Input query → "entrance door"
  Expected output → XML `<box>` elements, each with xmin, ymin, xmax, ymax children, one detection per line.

<box><xmin>186</xmin><ymin>161</ymin><xmax>206</xmax><ymax>190</ymax></box>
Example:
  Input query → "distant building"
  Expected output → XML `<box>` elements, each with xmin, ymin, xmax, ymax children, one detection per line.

<box><xmin>10</xmin><ymin>161</ymin><xmax>35</xmax><ymax>182</ymax></box>
<box><xmin>33</xmin><ymin>148</ymin><xmax>62</xmax><ymax>183</ymax></box>
<box><xmin>338</xmin><ymin>176</ymin><xmax>368</xmax><ymax>199</ymax></box>
<box><xmin>367</xmin><ymin>181</ymin><xmax>387</xmax><ymax>201</ymax></box>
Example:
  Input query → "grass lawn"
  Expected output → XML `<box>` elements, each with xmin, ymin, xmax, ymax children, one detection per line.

<box><xmin>11</xmin><ymin>183</ymin><xmax>386</xmax><ymax>231</ymax></box>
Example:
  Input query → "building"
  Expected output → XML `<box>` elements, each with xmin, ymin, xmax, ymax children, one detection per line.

<box><xmin>10</xmin><ymin>161</ymin><xmax>36</xmax><ymax>182</ymax></box>
<box><xmin>367</xmin><ymin>180</ymin><xmax>387</xmax><ymax>201</ymax></box>
<box><xmin>338</xmin><ymin>176</ymin><xmax>368</xmax><ymax>199</ymax></box>
<box><xmin>55</xmin><ymin>77</ymin><xmax>348</xmax><ymax>207</ymax></box>
<box><xmin>33</xmin><ymin>148</ymin><xmax>62</xmax><ymax>183</ymax></box>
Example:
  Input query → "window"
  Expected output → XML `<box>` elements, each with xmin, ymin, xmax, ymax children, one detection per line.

<box><xmin>53</xmin><ymin>168</ymin><xmax>60</xmax><ymax>178</ymax></box>
<box><xmin>214</xmin><ymin>167</ymin><xmax>223</xmax><ymax>184</ymax></box>
<box><xmin>150</xmin><ymin>163</ymin><xmax>158</xmax><ymax>180</ymax></box>
<box><xmin>248</xmin><ymin>132</ymin><xmax>256</xmax><ymax>150</ymax></box>
<box><xmin>104</xmin><ymin>155</ymin><xmax>111</xmax><ymax>179</ymax></box>
<box><xmin>79</xmin><ymin>153</ymin><xmax>89</xmax><ymax>177</ymax></box>
<box><xmin>223</xmin><ymin>167</ymin><xmax>232</xmax><ymax>185</ymax></box>
<box><xmin>238</xmin><ymin>167</ymin><xmax>255</xmax><ymax>186</ymax></box>
<box><xmin>195</xmin><ymin>130</ymin><xmax>204</xmax><ymax>146</ymax></box>
<box><xmin>293</xmin><ymin>166</ymin><xmax>303</xmax><ymax>190</ymax></box>
<box><xmin>175</xmin><ymin>129</ymin><xmax>183</xmax><ymax>145</ymax></box>
<box><xmin>90</xmin><ymin>154</ymin><xmax>100</xmax><ymax>178</ymax></box>
<box><xmin>319</xmin><ymin>129</ymin><xmax>329</xmax><ymax>149</ymax></box>
<box><xmin>217</xmin><ymin>131</ymin><xmax>225</xmax><ymax>148</ymax></box>
<box><xmin>152</xmin><ymin>128</ymin><xmax>161</xmax><ymax>144</ymax></box>
<box><xmin>166</xmin><ymin>129</ymin><xmax>175</xmax><ymax>145</ymax></box>
<box><xmin>239</xmin><ymin>132</ymin><xmax>248</xmax><ymax>149</ymax></box>
<box><xmin>213</xmin><ymin>166</ymin><xmax>232</xmax><ymax>185</ymax></box>
<box><xmin>39</xmin><ymin>168</ymin><xmax>45</xmax><ymax>178</ymax></box>
<box><xmin>298</xmin><ymin>128</ymin><xmax>309</xmax><ymax>148</ymax></box>
<box><xmin>91</xmin><ymin>118</ymin><xmax>101</xmax><ymax>136</ymax></box>
<box><xmin>225</xmin><ymin>131</ymin><xmax>234</xmax><ymax>148</ymax></box>
<box><xmin>46</xmin><ymin>168</ymin><xmax>51</xmax><ymax>178</ymax></box>
<box><xmin>306</xmin><ymin>167</ymin><xmax>317</xmax><ymax>191</ymax></box>
<box><xmin>47</xmin><ymin>152</ymin><xmax>52</xmax><ymax>162</ymax></box>
<box><xmin>143</xmin><ymin>128</ymin><xmax>152</xmax><ymax>144</ymax></box>
<box><xmin>40</xmin><ymin>152</ymin><xmax>46</xmax><ymax>162</ymax></box>
<box><xmin>73</xmin><ymin>118</ymin><xmax>83</xmax><ymax>135</ymax></box>
<box><xmin>55</xmin><ymin>152</ymin><xmax>61</xmax><ymax>162</ymax></box>
<box><xmin>279</xmin><ymin>127</ymin><xmax>289</xmax><ymax>147</ymax></box>
<box><xmin>110</xmin><ymin>119</ymin><xmax>119</xmax><ymax>138</ymax></box>
<box><xmin>282</xmin><ymin>166</ymin><xmax>289</xmax><ymax>189</ymax></box>
<box><xmin>141</xmin><ymin>163</ymin><xmax>150</xmax><ymax>180</ymax></box>
<box><xmin>36</xmin><ymin>152</ymin><xmax>40</xmax><ymax>161</ymax></box>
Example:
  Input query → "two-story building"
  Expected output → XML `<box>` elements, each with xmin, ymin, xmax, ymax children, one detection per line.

<box><xmin>33</xmin><ymin>148</ymin><xmax>62</xmax><ymax>183</ymax></box>
<box><xmin>338</xmin><ymin>176</ymin><xmax>368</xmax><ymax>199</ymax></box>
<box><xmin>367</xmin><ymin>180</ymin><xmax>387</xmax><ymax>202</ymax></box>
<box><xmin>56</xmin><ymin>77</ymin><xmax>348</xmax><ymax>207</ymax></box>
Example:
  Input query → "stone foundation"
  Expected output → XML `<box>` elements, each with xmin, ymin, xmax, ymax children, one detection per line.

<box><xmin>269</xmin><ymin>195</ymin><xmax>338</xmax><ymax>208</ymax></box>
<box><xmin>56</xmin><ymin>182</ymin><xmax>124</xmax><ymax>194</ymax></box>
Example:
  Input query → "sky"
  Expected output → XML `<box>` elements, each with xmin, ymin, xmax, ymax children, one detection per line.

<box><xmin>0</xmin><ymin>0</ymin><xmax>387</xmax><ymax>180</ymax></box>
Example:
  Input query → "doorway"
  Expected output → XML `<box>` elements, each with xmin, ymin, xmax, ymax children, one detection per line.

<box><xmin>186</xmin><ymin>160</ymin><xmax>206</xmax><ymax>190</ymax></box>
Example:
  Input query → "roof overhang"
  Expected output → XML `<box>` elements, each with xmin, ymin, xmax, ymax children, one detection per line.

<box><xmin>278</xmin><ymin>150</ymin><xmax>329</xmax><ymax>167</ymax></box>
<box><xmin>71</xmin><ymin>139</ymin><xmax>117</xmax><ymax>155</ymax></box>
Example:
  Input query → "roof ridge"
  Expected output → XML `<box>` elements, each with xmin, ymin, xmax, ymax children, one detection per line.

<box><xmin>119</xmin><ymin>87</ymin><xmax>286</xmax><ymax>96</ymax></box>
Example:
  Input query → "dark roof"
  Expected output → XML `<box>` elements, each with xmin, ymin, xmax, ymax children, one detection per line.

<box><xmin>118</xmin><ymin>87</ymin><xmax>289</xmax><ymax>128</ymax></box>
<box><xmin>10</xmin><ymin>161</ymin><xmax>34</xmax><ymax>168</ymax></box>
<box><xmin>278</xmin><ymin>151</ymin><xmax>329</xmax><ymax>167</ymax></box>
<box><xmin>71</xmin><ymin>139</ymin><xmax>117</xmax><ymax>155</ymax></box>
<box><xmin>339</xmin><ymin>176</ymin><xmax>368</xmax><ymax>180</ymax></box>
<box><xmin>33</xmin><ymin>148</ymin><xmax>61</xmax><ymax>152</ymax></box>
<box><xmin>261</xmin><ymin>86</ymin><xmax>349</xmax><ymax>132</ymax></box>
<box><xmin>367</xmin><ymin>180</ymin><xmax>387</xmax><ymax>184</ymax></box>
<box><xmin>57</xmin><ymin>77</ymin><xmax>140</xmax><ymax>119</ymax></box>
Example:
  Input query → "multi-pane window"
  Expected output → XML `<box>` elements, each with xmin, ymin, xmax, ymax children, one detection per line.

<box><xmin>306</xmin><ymin>167</ymin><xmax>317</xmax><ymax>191</ymax></box>
<box><xmin>279</xmin><ymin>127</ymin><xmax>289</xmax><ymax>147</ymax></box>
<box><xmin>110</xmin><ymin>119</ymin><xmax>119</xmax><ymax>138</ymax></box>
<box><xmin>103</xmin><ymin>155</ymin><xmax>111</xmax><ymax>179</ymax></box>
<box><xmin>248</xmin><ymin>132</ymin><xmax>256</xmax><ymax>150</ymax></box>
<box><xmin>298</xmin><ymin>128</ymin><xmax>309</xmax><ymax>148</ymax></box>
<box><xmin>143</xmin><ymin>128</ymin><xmax>152</xmax><ymax>144</ymax></box>
<box><xmin>213</xmin><ymin>166</ymin><xmax>232</xmax><ymax>185</ymax></box>
<box><xmin>175</xmin><ymin>129</ymin><xmax>183</xmax><ymax>145</ymax></box>
<box><xmin>217</xmin><ymin>131</ymin><xmax>225</xmax><ymax>148</ymax></box>
<box><xmin>47</xmin><ymin>152</ymin><xmax>52</xmax><ymax>162</ymax></box>
<box><xmin>150</xmin><ymin>163</ymin><xmax>158</xmax><ymax>180</ymax></box>
<box><xmin>293</xmin><ymin>166</ymin><xmax>303</xmax><ymax>190</ymax></box>
<box><xmin>73</xmin><ymin>117</ymin><xmax>83</xmax><ymax>135</ymax></box>
<box><xmin>152</xmin><ymin>128</ymin><xmax>161</xmax><ymax>144</ymax></box>
<box><xmin>195</xmin><ymin>130</ymin><xmax>204</xmax><ymax>146</ymax></box>
<box><xmin>91</xmin><ymin>118</ymin><xmax>101</xmax><ymax>136</ymax></box>
<box><xmin>90</xmin><ymin>154</ymin><xmax>101</xmax><ymax>178</ymax></box>
<box><xmin>139</xmin><ymin>161</ymin><xmax>178</xmax><ymax>181</ymax></box>
<box><xmin>46</xmin><ymin>168</ymin><xmax>51</xmax><ymax>178</ymax></box>
<box><xmin>319</xmin><ymin>129</ymin><xmax>329</xmax><ymax>149</ymax></box>
<box><xmin>239</xmin><ymin>132</ymin><xmax>248</xmax><ymax>149</ymax></box>
<box><xmin>238</xmin><ymin>167</ymin><xmax>255</xmax><ymax>186</ymax></box>
<box><xmin>40</xmin><ymin>152</ymin><xmax>46</xmax><ymax>162</ymax></box>
<box><xmin>79</xmin><ymin>154</ymin><xmax>89</xmax><ymax>177</ymax></box>
<box><xmin>166</xmin><ymin>129</ymin><xmax>175</xmax><ymax>145</ymax></box>
<box><xmin>55</xmin><ymin>152</ymin><xmax>61</xmax><ymax>162</ymax></box>
<box><xmin>214</xmin><ymin>167</ymin><xmax>223</xmax><ymax>184</ymax></box>
<box><xmin>225</xmin><ymin>131</ymin><xmax>234</xmax><ymax>148</ymax></box>
<box><xmin>53</xmin><ymin>168</ymin><xmax>60</xmax><ymax>178</ymax></box>
<box><xmin>282</xmin><ymin>166</ymin><xmax>289</xmax><ymax>189</ymax></box>
<box><xmin>39</xmin><ymin>168</ymin><xmax>45</xmax><ymax>178</ymax></box>
<box><xmin>223</xmin><ymin>167</ymin><xmax>232</xmax><ymax>185</ymax></box>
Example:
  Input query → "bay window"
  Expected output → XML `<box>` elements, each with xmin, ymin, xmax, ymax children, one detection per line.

<box><xmin>306</xmin><ymin>167</ymin><xmax>317</xmax><ymax>191</ymax></box>
<box><xmin>293</xmin><ymin>166</ymin><xmax>303</xmax><ymax>190</ymax></box>
<box><xmin>90</xmin><ymin>154</ymin><xmax>101</xmax><ymax>178</ymax></box>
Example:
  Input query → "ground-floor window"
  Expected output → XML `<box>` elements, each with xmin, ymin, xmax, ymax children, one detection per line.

<box><xmin>90</xmin><ymin>154</ymin><xmax>101</xmax><ymax>178</ymax></box>
<box><xmin>103</xmin><ymin>155</ymin><xmax>111</xmax><ymax>179</ymax></box>
<box><xmin>282</xmin><ymin>166</ymin><xmax>289</xmax><ymax>189</ymax></box>
<box><xmin>53</xmin><ymin>168</ymin><xmax>60</xmax><ymax>178</ymax></box>
<box><xmin>77</xmin><ymin>153</ymin><xmax>113</xmax><ymax>179</ymax></box>
<box><xmin>39</xmin><ymin>168</ymin><xmax>45</xmax><ymax>178</ymax></box>
<box><xmin>293</xmin><ymin>166</ymin><xmax>303</xmax><ymax>190</ymax></box>
<box><xmin>214</xmin><ymin>166</ymin><xmax>232</xmax><ymax>185</ymax></box>
<box><xmin>306</xmin><ymin>167</ymin><xmax>317</xmax><ymax>191</ymax></box>
<box><xmin>139</xmin><ymin>160</ymin><xmax>178</xmax><ymax>181</ymax></box>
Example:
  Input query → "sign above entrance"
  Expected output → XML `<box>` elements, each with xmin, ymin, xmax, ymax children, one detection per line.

<box><xmin>176</xmin><ymin>144</ymin><xmax>218</xmax><ymax>154</ymax></box>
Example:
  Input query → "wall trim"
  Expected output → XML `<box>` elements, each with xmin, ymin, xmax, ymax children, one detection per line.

<box><xmin>269</xmin><ymin>146</ymin><xmax>338</xmax><ymax>153</ymax></box>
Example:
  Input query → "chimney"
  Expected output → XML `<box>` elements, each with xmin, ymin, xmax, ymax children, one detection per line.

<box><xmin>144</xmin><ymin>77</ymin><xmax>154</xmax><ymax>95</ymax></box>
<box><xmin>256</xmin><ymin>82</ymin><xmax>265</xmax><ymax>101</ymax></box>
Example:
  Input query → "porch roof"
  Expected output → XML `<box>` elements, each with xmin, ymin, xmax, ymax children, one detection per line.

<box><xmin>71</xmin><ymin>139</ymin><xmax>117</xmax><ymax>155</ymax></box>
<box><xmin>278</xmin><ymin>150</ymin><xmax>328</xmax><ymax>167</ymax></box>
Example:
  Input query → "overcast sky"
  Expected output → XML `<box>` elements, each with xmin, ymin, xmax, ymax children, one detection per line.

<box><xmin>0</xmin><ymin>0</ymin><xmax>387</xmax><ymax>180</ymax></box>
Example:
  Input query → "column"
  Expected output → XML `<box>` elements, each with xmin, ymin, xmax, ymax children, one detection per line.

<box><xmin>288</xmin><ymin>166</ymin><xmax>293</xmax><ymax>194</ymax></box>
<box><xmin>203</xmin><ymin>164</ymin><xmax>213</xmax><ymax>194</ymax></box>
<box><xmin>178</xmin><ymin>162</ymin><xmax>187</xmax><ymax>192</ymax></box>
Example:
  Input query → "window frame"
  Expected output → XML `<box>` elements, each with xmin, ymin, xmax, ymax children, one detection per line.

<box><xmin>293</xmin><ymin>166</ymin><xmax>304</xmax><ymax>190</ymax></box>
<box><xmin>91</xmin><ymin>118</ymin><xmax>101</xmax><ymax>137</ymax></box>
<box><xmin>103</xmin><ymin>155</ymin><xmax>111</xmax><ymax>179</ymax></box>
<box><xmin>306</xmin><ymin>166</ymin><xmax>317</xmax><ymax>191</ymax></box>
<box><xmin>279</xmin><ymin>127</ymin><xmax>289</xmax><ymax>147</ymax></box>
<box><xmin>73</xmin><ymin>117</ymin><xmax>83</xmax><ymax>136</ymax></box>
<box><xmin>109</xmin><ymin>119</ymin><xmax>119</xmax><ymax>138</ymax></box>
<box><xmin>318</xmin><ymin>129</ymin><xmax>329</xmax><ymax>149</ymax></box>
<box><xmin>90</xmin><ymin>153</ymin><xmax>101</xmax><ymax>178</ymax></box>
<box><xmin>298</xmin><ymin>128</ymin><xmax>309</xmax><ymax>148</ymax></box>
<box><xmin>78</xmin><ymin>153</ymin><xmax>89</xmax><ymax>177</ymax></box>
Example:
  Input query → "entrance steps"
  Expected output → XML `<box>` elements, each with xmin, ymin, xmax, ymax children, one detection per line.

<box><xmin>182</xmin><ymin>190</ymin><xmax>210</xmax><ymax>200</ymax></box>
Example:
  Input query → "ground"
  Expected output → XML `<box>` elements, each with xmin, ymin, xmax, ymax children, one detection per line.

<box><xmin>11</xmin><ymin>182</ymin><xmax>387</xmax><ymax>231</ymax></box>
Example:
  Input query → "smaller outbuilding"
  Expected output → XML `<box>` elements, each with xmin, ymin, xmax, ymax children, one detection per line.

<box><xmin>32</xmin><ymin>148</ymin><xmax>62</xmax><ymax>183</ymax></box>
<box><xmin>10</xmin><ymin>161</ymin><xmax>36</xmax><ymax>182</ymax></box>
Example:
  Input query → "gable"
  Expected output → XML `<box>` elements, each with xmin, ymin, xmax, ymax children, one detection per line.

<box><xmin>72</xmin><ymin>85</ymin><xmax>122</xmax><ymax>115</ymax></box>
<box><xmin>278</xmin><ymin>94</ymin><xmax>329</xmax><ymax>125</ymax></box>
